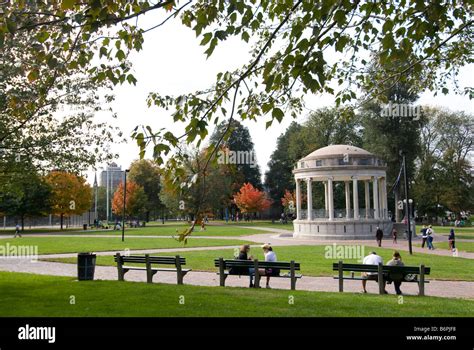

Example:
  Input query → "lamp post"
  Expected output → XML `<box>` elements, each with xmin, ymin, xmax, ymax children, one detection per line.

<box><xmin>122</xmin><ymin>169</ymin><xmax>129</xmax><ymax>242</ymax></box>
<box><xmin>402</xmin><ymin>153</ymin><xmax>413</xmax><ymax>255</ymax></box>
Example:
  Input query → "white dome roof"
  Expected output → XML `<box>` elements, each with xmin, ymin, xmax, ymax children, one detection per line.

<box><xmin>301</xmin><ymin>145</ymin><xmax>373</xmax><ymax>161</ymax></box>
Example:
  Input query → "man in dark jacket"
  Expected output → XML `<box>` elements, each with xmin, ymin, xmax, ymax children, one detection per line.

<box><xmin>375</xmin><ymin>227</ymin><xmax>384</xmax><ymax>247</ymax></box>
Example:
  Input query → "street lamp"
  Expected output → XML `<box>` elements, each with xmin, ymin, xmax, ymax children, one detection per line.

<box><xmin>122</xmin><ymin>169</ymin><xmax>130</xmax><ymax>242</ymax></box>
<box><xmin>401</xmin><ymin>152</ymin><xmax>413</xmax><ymax>255</ymax></box>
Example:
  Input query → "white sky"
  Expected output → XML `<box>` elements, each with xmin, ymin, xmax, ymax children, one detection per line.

<box><xmin>86</xmin><ymin>11</ymin><xmax>474</xmax><ymax>185</ymax></box>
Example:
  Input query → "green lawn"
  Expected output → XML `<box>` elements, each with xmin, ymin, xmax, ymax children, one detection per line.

<box><xmin>0</xmin><ymin>236</ymin><xmax>253</xmax><ymax>255</ymax></box>
<box><xmin>43</xmin><ymin>244</ymin><xmax>474</xmax><ymax>281</ymax></box>
<box><xmin>431</xmin><ymin>242</ymin><xmax>474</xmax><ymax>253</ymax></box>
<box><xmin>1</xmin><ymin>224</ymin><xmax>272</xmax><ymax>237</ymax></box>
<box><xmin>415</xmin><ymin>225</ymin><xmax>474</xmax><ymax>239</ymax></box>
<box><xmin>1</xmin><ymin>272</ymin><xmax>472</xmax><ymax>317</ymax></box>
<box><xmin>0</xmin><ymin>227</ymin><xmax>83</xmax><ymax>235</ymax></box>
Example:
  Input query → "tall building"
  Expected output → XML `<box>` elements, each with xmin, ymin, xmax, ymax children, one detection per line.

<box><xmin>100</xmin><ymin>162</ymin><xmax>124</xmax><ymax>192</ymax></box>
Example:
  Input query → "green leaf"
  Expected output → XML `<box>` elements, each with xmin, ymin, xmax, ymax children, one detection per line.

<box><xmin>61</xmin><ymin>0</ymin><xmax>75</xmax><ymax>10</ymax></box>
<box><xmin>272</xmin><ymin>108</ymin><xmax>284</xmax><ymax>122</ymax></box>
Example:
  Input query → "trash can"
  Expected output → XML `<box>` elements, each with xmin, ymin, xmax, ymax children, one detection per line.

<box><xmin>83</xmin><ymin>224</ymin><xmax>87</xmax><ymax>231</ymax></box>
<box><xmin>77</xmin><ymin>252</ymin><xmax>96</xmax><ymax>281</ymax></box>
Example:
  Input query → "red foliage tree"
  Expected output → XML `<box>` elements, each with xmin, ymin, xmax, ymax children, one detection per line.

<box><xmin>233</xmin><ymin>183</ymin><xmax>272</xmax><ymax>214</ymax></box>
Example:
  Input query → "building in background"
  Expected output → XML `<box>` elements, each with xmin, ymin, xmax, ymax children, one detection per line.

<box><xmin>100</xmin><ymin>162</ymin><xmax>124</xmax><ymax>191</ymax></box>
<box><xmin>100</xmin><ymin>162</ymin><xmax>125</xmax><ymax>221</ymax></box>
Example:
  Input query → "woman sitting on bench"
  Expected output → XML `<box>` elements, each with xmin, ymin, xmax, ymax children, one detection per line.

<box><xmin>387</xmin><ymin>251</ymin><xmax>405</xmax><ymax>295</ymax></box>
<box><xmin>262</xmin><ymin>244</ymin><xmax>279</xmax><ymax>289</ymax></box>
<box><xmin>235</xmin><ymin>244</ymin><xmax>256</xmax><ymax>288</ymax></box>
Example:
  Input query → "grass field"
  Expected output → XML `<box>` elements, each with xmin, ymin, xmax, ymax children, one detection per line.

<box><xmin>1</xmin><ymin>272</ymin><xmax>472</xmax><ymax>317</ymax></box>
<box><xmin>43</xmin><ymin>244</ymin><xmax>474</xmax><ymax>281</ymax></box>
<box><xmin>0</xmin><ymin>236</ymin><xmax>254</xmax><ymax>255</ymax></box>
<box><xmin>1</xmin><ymin>224</ymin><xmax>272</xmax><ymax>237</ymax></box>
<box><xmin>430</xmin><ymin>242</ymin><xmax>474</xmax><ymax>253</ymax></box>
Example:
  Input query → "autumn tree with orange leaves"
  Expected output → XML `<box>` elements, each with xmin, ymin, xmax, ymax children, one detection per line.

<box><xmin>45</xmin><ymin>171</ymin><xmax>92</xmax><ymax>230</ymax></box>
<box><xmin>281</xmin><ymin>190</ymin><xmax>296</xmax><ymax>215</ymax></box>
<box><xmin>112</xmin><ymin>181</ymin><xmax>147</xmax><ymax>219</ymax></box>
<box><xmin>233</xmin><ymin>183</ymin><xmax>272</xmax><ymax>216</ymax></box>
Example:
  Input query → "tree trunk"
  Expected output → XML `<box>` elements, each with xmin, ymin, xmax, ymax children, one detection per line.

<box><xmin>60</xmin><ymin>213</ymin><xmax>64</xmax><ymax>230</ymax></box>
<box><xmin>21</xmin><ymin>215</ymin><xmax>25</xmax><ymax>232</ymax></box>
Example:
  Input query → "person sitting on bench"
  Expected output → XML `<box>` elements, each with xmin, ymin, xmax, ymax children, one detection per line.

<box><xmin>234</xmin><ymin>244</ymin><xmax>256</xmax><ymax>288</ymax></box>
<box><xmin>262</xmin><ymin>244</ymin><xmax>279</xmax><ymax>289</ymax></box>
<box><xmin>386</xmin><ymin>251</ymin><xmax>405</xmax><ymax>295</ymax></box>
<box><xmin>361</xmin><ymin>251</ymin><xmax>387</xmax><ymax>294</ymax></box>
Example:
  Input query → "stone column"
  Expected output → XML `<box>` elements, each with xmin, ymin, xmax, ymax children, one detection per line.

<box><xmin>345</xmin><ymin>181</ymin><xmax>351</xmax><ymax>219</ymax></box>
<box><xmin>383</xmin><ymin>177</ymin><xmax>388</xmax><ymax>220</ymax></box>
<box><xmin>365</xmin><ymin>180</ymin><xmax>370</xmax><ymax>219</ymax></box>
<box><xmin>353</xmin><ymin>177</ymin><xmax>359</xmax><ymax>220</ymax></box>
<box><xmin>328</xmin><ymin>178</ymin><xmax>334</xmax><ymax>220</ymax></box>
<box><xmin>373</xmin><ymin>176</ymin><xmax>379</xmax><ymax>220</ymax></box>
<box><xmin>324</xmin><ymin>182</ymin><xmax>328</xmax><ymax>213</ymax></box>
<box><xmin>295</xmin><ymin>178</ymin><xmax>301</xmax><ymax>220</ymax></box>
<box><xmin>307</xmin><ymin>178</ymin><xmax>313</xmax><ymax>221</ymax></box>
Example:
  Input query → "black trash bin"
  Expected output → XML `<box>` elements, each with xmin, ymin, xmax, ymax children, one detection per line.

<box><xmin>77</xmin><ymin>252</ymin><xmax>96</xmax><ymax>281</ymax></box>
<box><xmin>83</xmin><ymin>224</ymin><xmax>87</xmax><ymax>231</ymax></box>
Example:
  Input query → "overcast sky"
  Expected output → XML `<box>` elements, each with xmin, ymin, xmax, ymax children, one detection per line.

<box><xmin>87</xmin><ymin>10</ymin><xmax>474</xmax><ymax>185</ymax></box>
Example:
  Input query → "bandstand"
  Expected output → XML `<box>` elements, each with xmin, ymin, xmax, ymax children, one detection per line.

<box><xmin>293</xmin><ymin>145</ymin><xmax>392</xmax><ymax>240</ymax></box>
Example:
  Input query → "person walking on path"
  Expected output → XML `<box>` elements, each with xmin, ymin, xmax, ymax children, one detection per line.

<box><xmin>375</xmin><ymin>227</ymin><xmax>383</xmax><ymax>247</ymax></box>
<box><xmin>421</xmin><ymin>225</ymin><xmax>428</xmax><ymax>248</ymax></box>
<box><xmin>14</xmin><ymin>224</ymin><xmax>22</xmax><ymax>238</ymax></box>
<box><xmin>391</xmin><ymin>228</ymin><xmax>398</xmax><ymax>244</ymax></box>
<box><xmin>426</xmin><ymin>225</ymin><xmax>435</xmax><ymax>250</ymax></box>
<box><xmin>448</xmin><ymin>229</ymin><xmax>456</xmax><ymax>251</ymax></box>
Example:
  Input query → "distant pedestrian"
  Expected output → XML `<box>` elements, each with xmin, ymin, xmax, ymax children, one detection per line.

<box><xmin>420</xmin><ymin>225</ymin><xmax>428</xmax><ymax>248</ymax></box>
<box><xmin>448</xmin><ymin>229</ymin><xmax>456</xmax><ymax>251</ymax></box>
<box><xmin>375</xmin><ymin>226</ymin><xmax>383</xmax><ymax>247</ymax></box>
<box><xmin>14</xmin><ymin>224</ymin><xmax>22</xmax><ymax>238</ymax></box>
<box><xmin>426</xmin><ymin>225</ymin><xmax>435</xmax><ymax>250</ymax></box>
<box><xmin>391</xmin><ymin>228</ymin><xmax>398</xmax><ymax>244</ymax></box>
<box><xmin>200</xmin><ymin>220</ymin><xmax>206</xmax><ymax>231</ymax></box>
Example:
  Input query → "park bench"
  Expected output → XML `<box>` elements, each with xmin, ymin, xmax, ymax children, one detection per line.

<box><xmin>114</xmin><ymin>253</ymin><xmax>191</xmax><ymax>284</ymax></box>
<box><xmin>214</xmin><ymin>258</ymin><xmax>302</xmax><ymax>290</ymax></box>
<box><xmin>332</xmin><ymin>261</ymin><xmax>431</xmax><ymax>296</ymax></box>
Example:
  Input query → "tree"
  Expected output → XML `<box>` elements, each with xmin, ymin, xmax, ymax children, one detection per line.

<box><xmin>233</xmin><ymin>183</ymin><xmax>272</xmax><ymax>216</ymax></box>
<box><xmin>413</xmin><ymin>107</ymin><xmax>473</xmax><ymax>219</ymax></box>
<box><xmin>0</xmin><ymin>167</ymin><xmax>52</xmax><ymax>230</ymax></box>
<box><xmin>281</xmin><ymin>190</ymin><xmax>296</xmax><ymax>216</ymax></box>
<box><xmin>210</xmin><ymin>120</ymin><xmax>262</xmax><ymax>188</ymax></box>
<box><xmin>112</xmin><ymin>181</ymin><xmax>147</xmax><ymax>220</ymax></box>
<box><xmin>0</xmin><ymin>7</ymin><xmax>122</xmax><ymax>175</ymax></box>
<box><xmin>45</xmin><ymin>171</ymin><xmax>92</xmax><ymax>230</ymax></box>
<box><xmin>128</xmin><ymin>159</ymin><xmax>163</xmax><ymax>221</ymax></box>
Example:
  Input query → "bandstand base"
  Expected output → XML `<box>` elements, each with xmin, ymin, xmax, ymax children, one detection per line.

<box><xmin>293</xmin><ymin>219</ymin><xmax>393</xmax><ymax>240</ymax></box>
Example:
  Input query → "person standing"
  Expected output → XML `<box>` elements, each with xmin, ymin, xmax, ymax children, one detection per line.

<box><xmin>375</xmin><ymin>227</ymin><xmax>383</xmax><ymax>247</ymax></box>
<box><xmin>14</xmin><ymin>223</ymin><xmax>22</xmax><ymax>238</ymax></box>
<box><xmin>426</xmin><ymin>225</ymin><xmax>435</xmax><ymax>250</ymax></box>
<box><xmin>391</xmin><ymin>228</ymin><xmax>398</xmax><ymax>244</ymax></box>
<box><xmin>448</xmin><ymin>229</ymin><xmax>456</xmax><ymax>251</ymax></box>
<box><xmin>420</xmin><ymin>225</ymin><xmax>428</xmax><ymax>248</ymax></box>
